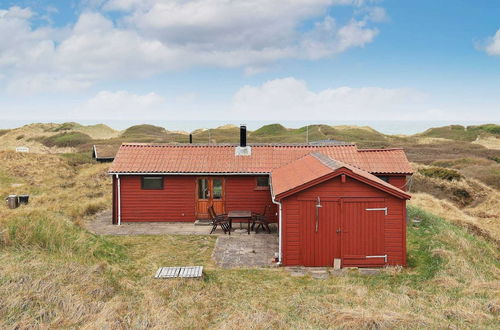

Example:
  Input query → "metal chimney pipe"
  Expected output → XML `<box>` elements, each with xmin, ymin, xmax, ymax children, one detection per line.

<box><xmin>189</xmin><ymin>134</ymin><xmax>193</xmax><ymax>144</ymax></box>
<box><xmin>240</xmin><ymin>125</ymin><xmax>247</xmax><ymax>147</ymax></box>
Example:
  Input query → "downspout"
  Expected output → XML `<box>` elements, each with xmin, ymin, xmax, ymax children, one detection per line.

<box><xmin>269</xmin><ymin>174</ymin><xmax>283</xmax><ymax>265</ymax></box>
<box><xmin>115</xmin><ymin>174</ymin><xmax>121</xmax><ymax>226</ymax></box>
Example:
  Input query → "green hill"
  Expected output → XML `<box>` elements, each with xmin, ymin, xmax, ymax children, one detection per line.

<box><xmin>418</xmin><ymin>124</ymin><xmax>500</xmax><ymax>142</ymax></box>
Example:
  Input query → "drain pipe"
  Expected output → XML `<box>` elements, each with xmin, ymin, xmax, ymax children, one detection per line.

<box><xmin>270</xmin><ymin>174</ymin><xmax>282</xmax><ymax>265</ymax></box>
<box><xmin>116</xmin><ymin>174</ymin><xmax>121</xmax><ymax>226</ymax></box>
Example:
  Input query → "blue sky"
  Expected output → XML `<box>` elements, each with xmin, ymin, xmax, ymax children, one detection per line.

<box><xmin>0</xmin><ymin>0</ymin><xmax>499</xmax><ymax>128</ymax></box>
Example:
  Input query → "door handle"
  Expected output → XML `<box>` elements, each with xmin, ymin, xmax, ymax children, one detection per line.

<box><xmin>336</xmin><ymin>229</ymin><xmax>341</xmax><ymax>234</ymax></box>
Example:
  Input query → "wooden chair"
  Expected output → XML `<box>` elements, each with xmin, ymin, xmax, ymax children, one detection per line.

<box><xmin>208</xmin><ymin>205</ymin><xmax>230</xmax><ymax>235</ymax></box>
<box><xmin>251</xmin><ymin>204</ymin><xmax>272</xmax><ymax>234</ymax></box>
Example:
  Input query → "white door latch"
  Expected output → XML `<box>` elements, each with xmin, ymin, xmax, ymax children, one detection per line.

<box><xmin>365</xmin><ymin>207</ymin><xmax>388</xmax><ymax>216</ymax></box>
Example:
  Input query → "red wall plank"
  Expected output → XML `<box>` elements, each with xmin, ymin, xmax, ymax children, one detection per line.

<box><xmin>120</xmin><ymin>176</ymin><xmax>196</xmax><ymax>222</ymax></box>
<box><xmin>281</xmin><ymin>175</ymin><xmax>406</xmax><ymax>267</ymax></box>
<box><xmin>225</xmin><ymin>176</ymin><xmax>277</xmax><ymax>222</ymax></box>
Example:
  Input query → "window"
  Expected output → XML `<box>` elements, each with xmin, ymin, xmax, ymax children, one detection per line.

<box><xmin>256</xmin><ymin>176</ymin><xmax>270</xmax><ymax>190</ymax></box>
<box><xmin>377</xmin><ymin>176</ymin><xmax>390</xmax><ymax>183</ymax></box>
<box><xmin>142</xmin><ymin>176</ymin><xmax>163</xmax><ymax>190</ymax></box>
<box><xmin>213</xmin><ymin>178</ymin><xmax>223</xmax><ymax>199</ymax></box>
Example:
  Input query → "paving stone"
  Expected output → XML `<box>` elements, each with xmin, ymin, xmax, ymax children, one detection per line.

<box><xmin>310</xmin><ymin>272</ymin><xmax>329</xmax><ymax>279</ymax></box>
<box><xmin>359</xmin><ymin>268</ymin><xmax>380</xmax><ymax>275</ymax></box>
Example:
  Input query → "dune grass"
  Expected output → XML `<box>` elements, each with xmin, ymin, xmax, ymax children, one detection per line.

<box><xmin>0</xmin><ymin>151</ymin><xmax>498</xmax><ymax>328</ymax></box>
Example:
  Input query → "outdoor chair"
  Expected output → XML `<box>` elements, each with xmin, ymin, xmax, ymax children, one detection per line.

<box><xmin>251</xmin><ymin>204</ymin><xmax>272</xmax><ymax>234</ymax></box>
<box><xmin>208</xmin><ymin>205</ymin><xmax>230</xmax><ymax>235</ymax></box>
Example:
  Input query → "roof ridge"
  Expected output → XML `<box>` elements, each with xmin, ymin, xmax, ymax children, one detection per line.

<box><xmin>120</xmin><ymin>143</ymin><xmax>357</xmax><ymax>148</ymax></box>
<box><xmin>358</xmin><ymin>148</ymin><xmax>404</xmax><ymax>152</ymax></box>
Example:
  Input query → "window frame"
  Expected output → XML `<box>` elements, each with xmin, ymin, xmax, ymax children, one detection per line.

<box><xmin>255</xmin><ymin>176</ymin><xmax>270</xmax><ymax>190</ymax></box>
<box><xmin>141</xmin><ymin>176</ymin><xmax>164</xmax><ymax>190</ymax></box>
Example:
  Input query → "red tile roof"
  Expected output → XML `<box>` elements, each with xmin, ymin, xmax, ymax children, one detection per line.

<box><xmin>271</xmin><ymin>153</ymin><xmax>410</xmax><ymax>199</ymax></box>
<box><xmin>109</xmin><ymin>143</ymin><xmax>413</xmax><ymax>175</ymax></box>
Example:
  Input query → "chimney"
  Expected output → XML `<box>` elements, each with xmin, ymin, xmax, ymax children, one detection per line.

<box><xmin>189</xmin><ymin>134</ymin><xmax>193</xmax><ymax>144</ymax></box>
<box><xmin>240</xmin><ymin>125</ymin><xmax>247</xmax><ymax>147</ymax></box>
<box><xmin>235</xmin><ymin>124</ymin><xmax>251</xmax><ymax>156</ymax></box>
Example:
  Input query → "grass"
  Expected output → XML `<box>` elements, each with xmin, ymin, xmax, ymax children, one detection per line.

<box><xmin>60</xmin><ymin>152</ymin><xmax>95</xmax><ymax>166</ymax></box>
<box><xmin>39</xmin><ymin>132</ymin><xmax>93</xmax><ymax>148</ymax></box>
<box><xmin>418</xmin><ymin>124</ymin><xmax>500</xmax><ymax>142</ymax></box>
<box><xmin>418</xmin><ymin>166</ymin><xmax>462</xmax><ymax>181</ymax></box>
<box><xmin>0</xmin><ymin>151</ymin><xmax>498</xmax><ymax>328</ymax></box>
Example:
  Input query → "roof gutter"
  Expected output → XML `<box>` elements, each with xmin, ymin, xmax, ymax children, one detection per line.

<box><xmin>269</xmin><ymin>174</ymin><xmax>282</xmax><ymax>266</ymax></box>
<box><xmin>108</xmin><ymin>172</ymin><xmax>272</xmax><ymax>176</ymax></box>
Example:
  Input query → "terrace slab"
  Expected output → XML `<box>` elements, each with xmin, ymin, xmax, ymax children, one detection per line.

<box><xmin>87</xmin><ymin>210</ymin><xmax>277</xmax><ymax>236</ymax></box>
<box><xmin>213</xmin><ymin>235</ymin><xmax>279</xmax><ymax>268</ymax></box>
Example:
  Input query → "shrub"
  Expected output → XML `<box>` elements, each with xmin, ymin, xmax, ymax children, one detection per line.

<box><xmin>41</xmin><ymin>132</ymin><xmax>92</xmax><ymax>148</ymax></box>
<box><xmin>16</xmin><ymin>135</ymin><xmax>24</xmax><ymax>140</ymax></box>
<box><xmin>0</xmin><ymin>129</ymin><xmax>10</xmax><ymax>136</ymax></box>
<box><xmin>60</xmin><ymin>152</ymin><xmax>94</xmax><ymax>166</ymax></box>
<box><xmin>418</xmin><ymin>167</ymin><xmax>462</xmax><ymax>181</ymax></box>
<box><xmin>52</xmin><ymin>122</ymin><xmax>79</xmax><ymax>132</ymax></box>
<box><xmin>489</xmin><ymin>156</ymin><xmax>500</xmax><ymax>164</ymax></box>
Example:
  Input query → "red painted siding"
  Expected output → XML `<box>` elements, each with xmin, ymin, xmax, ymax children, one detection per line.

<box><xmin>113</xmin><ymin>175</ymin><xmax>276</xmax><ymax>223</ymax></box>
<box><xmin>119</xmin><ymin>176</ymin><xmax>196</xmax><ymax>222</ymax></box>
<box><xmin>388</xmin><ymin>176</ymin><xmax>407</xmax><ymax>191</ymax></box>
<box><xmin>225</xmin><ymin>176</ymin><xmax>277</xmax><ymax>222</ymax></box>
<box><xmin>281</xmin><ymin>175</ymin><xmax>406</xmax><ymax>267</ymax></box>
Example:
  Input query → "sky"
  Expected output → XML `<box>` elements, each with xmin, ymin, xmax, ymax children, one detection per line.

<box><xmin>0</xmin><ymin>0</ymin><xmax>499</xmax><ymax>130</ymax></box>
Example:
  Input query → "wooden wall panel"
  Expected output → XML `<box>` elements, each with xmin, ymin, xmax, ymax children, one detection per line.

<box><xmin>281</xmin><ymin>174</ymin><xmax>407</xmax><ymax>267</ymax></box>
<box><xmin>120</xmin><ymin>175</ymin><xmax>196</xmax><ymax>222</ymax></box>
<box><xmin>224</xmin><ymin>176</ymin><xmax>277</xmax><ymax>222</ymax></box>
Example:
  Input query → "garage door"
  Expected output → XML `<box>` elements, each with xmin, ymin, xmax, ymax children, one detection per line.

<box><xmin>341</xmin><ymin>201</ymin><xmax>386</xmax><ymax>267</ymax></box>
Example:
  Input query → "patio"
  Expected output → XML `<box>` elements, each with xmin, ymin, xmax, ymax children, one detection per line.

<box><xmin>87</xmin><ymin>210</ymin><xmax>278</xmax><ymax>236</ymax></box>
<box><xmin>87</xmin><ymin>210</ymin><xmax>279</xmax><ymax>268</ymax></box>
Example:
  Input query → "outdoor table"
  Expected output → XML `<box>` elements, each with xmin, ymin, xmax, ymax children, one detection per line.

<box><xmin>227</xmin><ymin>210</ymin><xmax>253</xmax><ymax>234</ymax></box>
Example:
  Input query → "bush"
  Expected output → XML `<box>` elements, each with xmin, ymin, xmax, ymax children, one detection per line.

<box><xmin>418</xmin><ymin>167</ymin><xmax>462</xmax><ymax>181</ymax></box>
<box><xmin>0</xmin><ymin>129</ymin><xmax>10</xmax><ymax>136</ymax></box>
<box><xmin>16</xmin><ymin>135</ymin><xmax>24</xmax><ymax>140</ymax></box>
<box><xmin>41</xmin><ymin>132</ymin><xmax>92</xmax><ymax>148</ymax></box>
<box><xmin>52</xmin><ymin>122</ymin><xmax>80</xmax><ymax>132</ymax></box>
<box><xmin>60</xmin><ymin>152</ymin><xmax>94</xmax><ymax>166</ymax></box>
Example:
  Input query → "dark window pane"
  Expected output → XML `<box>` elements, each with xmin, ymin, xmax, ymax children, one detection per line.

<box><xmin>213</xmin><ymin>178</ymin><xmax>223</xmax><ymax>199</ymax></box>
<box><xmin>377</xmin><ymin>176</ymin><xmax>390</xmax><ymax>183</ymax></box>
<box><xmin>256</xmin><ymin>176</ymin><xmax>269</xmax><ymax>187</ymax></box>
<box><xmin>198</xmin><ymin>179</ymin><xmax>209</xmax><ymax>199</ymax></box>
<box><xmin>142</xmin><ymin>176</ymin><xmax>163</xmax><ymax>190</ymax></box>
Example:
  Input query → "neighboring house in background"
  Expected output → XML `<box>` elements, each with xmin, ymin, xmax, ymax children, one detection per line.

<box><xmin>92</xmin><ymin>144</ymin><xmax>119</xmax><ymax>162</ymax></box>
<box><xmin>108</xmin><ymin>126</ymin><xmax>412</xmax><ymax>268</ymax></box>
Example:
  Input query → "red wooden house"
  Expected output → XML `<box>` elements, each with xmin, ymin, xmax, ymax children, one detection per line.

<box><xmin>109</xmin><ymin>126</ymin><xmax>412</xmax><ymax>267</ymax></box>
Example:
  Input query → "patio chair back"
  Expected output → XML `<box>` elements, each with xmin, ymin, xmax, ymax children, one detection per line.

<box><xmin>208</xmin><ymin>205</ymin><xmax>217</xmax><ymax>220</ymax></box>
<box><xmin>261</xmin><ymin>204</ymin><xmax>271</xmax><ymax>217</ymax></box>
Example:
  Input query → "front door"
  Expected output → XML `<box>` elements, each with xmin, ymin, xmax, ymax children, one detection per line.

<box><xmin>196</xmin><ymin>177</ymin><xmax>225</xmax><ymax>219</ymax></box>
<box><xmin>300</xmin><ymin>199</ymin><xmax>341</xmax><ymax>266</ymax></box>
<box><xmin>341</xmin><ymin>201</ymin><xmax>386</xmax><ymax>267</ymax></box>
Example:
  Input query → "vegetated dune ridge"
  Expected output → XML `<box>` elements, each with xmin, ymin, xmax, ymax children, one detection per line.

<box><xmin>0</xmin><ymin>122</ymin><xmax>499</xmax><ymax>328</ymax></box>
<box><xmin>0</xmin><ymin>151</ymin><xmax>498</xmax><ymax>328</ymax></box>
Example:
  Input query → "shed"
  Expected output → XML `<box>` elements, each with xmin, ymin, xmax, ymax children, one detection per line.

<box><xmin>271</xmin><ymin>153</ymin><xmax>410</xmax><ymax>267</ymax></box>
<box><xmin>92</xmin><ymin>144</ymin><xmax>119</xmax><ymax>162</ymax></box>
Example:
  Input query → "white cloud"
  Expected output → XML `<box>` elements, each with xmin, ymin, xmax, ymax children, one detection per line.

<box><xmin>0</xmin><ymin>1</ymin><xmax>385</xmax><ymax>93</ymax></box>
<box><xmin>232</xmin><ymin>77</ymin><xmax>428</xmax><ymax>120</ymax></box>
<box><xmin>483</xmin><ymin>29</ymin><xmax>500</xmax><ymax>56</ymax></box>
<box><xmin>73</xmin><ymin>90</ymin><xmax>165</xmax><ymax>119</ymax></box>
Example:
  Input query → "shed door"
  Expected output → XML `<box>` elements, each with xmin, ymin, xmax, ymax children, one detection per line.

<box><xmin>300</xmin><ymin>200</ymin><xmax>341</xmax><ymax>267</ymax></box>
<box><xmin>341</xmin><ymin>201</ymin><xmax>386</xmax><ymax>267</ymax></box>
